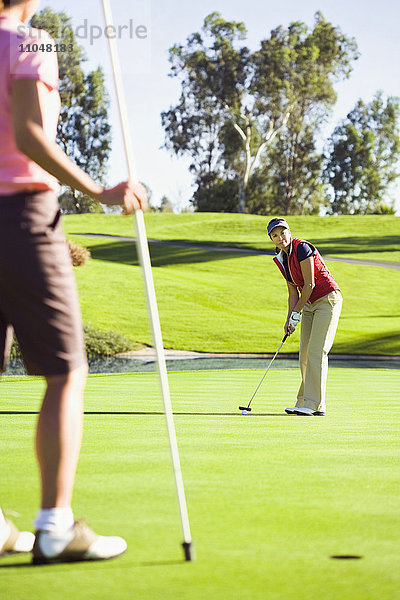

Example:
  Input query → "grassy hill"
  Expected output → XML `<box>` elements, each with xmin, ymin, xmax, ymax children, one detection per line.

<box><xmin>64</xmin><ymin>214</ymin><xmax>400</xmax><ymax>355</ymax></box>
<box><xmin>64</xmin><ymin>213</ymin><xmax>400</xmax><ymax>264</ymax></box>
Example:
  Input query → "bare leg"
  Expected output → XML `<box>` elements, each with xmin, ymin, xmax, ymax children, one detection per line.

<box><xmin>35</xmin><ymin>364</ymin><xmax>87</xmax><ymax>508</ymax></box>
<box><xmin>33</xmin><ymin>363</ymin><xmax>127</xmax><ymax>563</ymax></box>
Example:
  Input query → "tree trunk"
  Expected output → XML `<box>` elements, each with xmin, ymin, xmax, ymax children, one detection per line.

<box><xmin>238</xmin><ymin>180</ymin><xmax>246</xmax><ymax>213</ymax></box>
<box><xmin>72</xmin><ymin>188</ymin><xmax>81</xmax><ymax>213</ymax></box>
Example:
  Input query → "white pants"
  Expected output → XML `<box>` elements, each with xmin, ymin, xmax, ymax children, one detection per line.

<box><xmin>296</xmin><ymin>291</ymin><xmax>343</xmax><ymax>413</ymax></box>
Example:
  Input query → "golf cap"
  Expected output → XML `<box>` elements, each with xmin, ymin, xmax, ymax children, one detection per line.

<box><xmin>266</xmin><ymin>218</ymin><xmax>290</xmax><ymax>236</ymax></box>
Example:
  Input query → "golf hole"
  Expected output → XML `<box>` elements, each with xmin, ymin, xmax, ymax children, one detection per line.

<box><xmin>330</xmin><ymin>555</ymin><xmax>363</xmax><ymax>560</ymax></box>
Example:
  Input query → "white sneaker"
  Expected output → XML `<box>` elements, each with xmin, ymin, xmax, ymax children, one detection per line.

<box><xmin>0</xmin><ymin>519</ymin><xmax>35</xmax><ymax>555</ymax></box>
<box><xmin>294</xmin><ymin>407</ymin><xmax>325</xmax><ymax>416</ymax></box>
<box><xmin>33</xmin><ymin>519</ymin><xmax>127</xmax><ymax>564</ymax></box>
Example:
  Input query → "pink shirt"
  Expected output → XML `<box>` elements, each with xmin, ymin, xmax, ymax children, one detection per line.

<box><xmin>0</xmin><ymin>14</ymin><xmax>61</xmax><ymax>195</ymax></box>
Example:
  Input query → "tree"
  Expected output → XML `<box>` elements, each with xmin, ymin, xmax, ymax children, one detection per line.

<box><xmin>325</xmin><ymin>92</ymin><xmax>400</xmax><ymax>214</ymax></box>
<box><xmin>149</xmin><ymin>195</ymin><xmax>174</xmax><ymax>213</ymax></box>
<box><xmin>30</xmin><ymin>8</ymin><xmax>111</xmax><ymax>213</ymax></box>
<box><xmin>161</xmin><ymin>12</ymin><xmax>249</xmax><ymax>213</ymax></box>
<box><xmin>58</xmin><ymin>190</ymin><xmax>103</xmax><ymax>214</ymax></box>
<box><xmin>246</xmin><ymin>125</ymin><xmax>326</xmax><ymax>215</ymax></box>
<box><xmin>162</xmin><ymin>12</ymin><xmax>290</xmax><ymax>213</ymax></box>
<box><xmin>251</xmin><ymin>13</ymin><xmax>358</xmax><ymax>214</ymax></box>
<box><xmin>192</xmin><ymin>173</ymin><xmax>238</xmax><ymax>212</ymax></box>
<box><xmin>162</xmin><ymin>11</ymin><xmax>358</xmax><ymax>214</ymax></box>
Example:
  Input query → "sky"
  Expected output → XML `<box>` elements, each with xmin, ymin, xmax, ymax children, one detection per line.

<box><xmin>41</xmin><ymin>0</ymin><xmax>400</xmax><ymax>211</ymax></box>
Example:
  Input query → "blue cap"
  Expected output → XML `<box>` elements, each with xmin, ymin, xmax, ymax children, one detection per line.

<box><xmin>266</xmin><ymin>218</ymin><xmax>290</xmax><ymax>236</ymax></box>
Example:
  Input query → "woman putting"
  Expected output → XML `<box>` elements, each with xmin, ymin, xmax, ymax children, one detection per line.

<box><xmin>0</xmin><ymin>0</ymin><xmax>147</xmax><ymax>563</ymax></box>
<box><xmin>267</xmin><ymin>218</ymin><xmax>342</xmax><ymax>416</ymax></box>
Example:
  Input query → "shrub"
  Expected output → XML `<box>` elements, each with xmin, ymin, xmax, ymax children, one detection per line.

<box><xmin>9</xmin><ymin>324</ymin><xmax>137</xmax><ymax>360</ymax></box>
<box><xmin>67</xmin><ymin>240</ymin><xmax>91</xmax><ymax>266</ymax></box>
<box><xmin>83</xmin><ymin>323</ymin><xmax>136</xmax><ymax>356</ymax></box>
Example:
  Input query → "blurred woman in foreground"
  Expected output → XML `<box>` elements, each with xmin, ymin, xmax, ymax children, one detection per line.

<box><xmin>0</xmin><ymin>0</ymin><xmax>147</xmax><ymax>564</ymax></box>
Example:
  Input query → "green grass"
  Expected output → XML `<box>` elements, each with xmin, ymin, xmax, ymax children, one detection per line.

<box><xmin>1</xmin><ymin>368</ymin><xmax>400</xmax><ymax>599</ymax></box>
<box><xmin>64</xmin><ymin>213</ymin><xmax>400</xmax><ymax>264</ymax></box>
<box><xmin>68</xmin><ymin>234</ymin><xmax>400</xmax><ymax>355</ymax></box>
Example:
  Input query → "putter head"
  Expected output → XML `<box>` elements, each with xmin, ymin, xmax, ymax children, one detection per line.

<box><xmin>238</xmin><ymin>406</ymin><xmax>252</xmax><ymax>412</ymax></box>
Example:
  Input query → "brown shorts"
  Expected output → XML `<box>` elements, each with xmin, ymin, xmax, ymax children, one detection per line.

<box><xmin>0</xmin><ymin>191</ymin><xmax>87</xmax><ymax>376</ymax></box>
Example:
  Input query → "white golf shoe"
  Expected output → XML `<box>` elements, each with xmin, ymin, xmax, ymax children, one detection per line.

<box><xmin>32</xmin><ymin>519</ymin><xmax>127</xmax><ymax>564</ymax></box>
<box><xmin>0</xmin><ymin>519</ymin><xmax>35</xmax><ymax>555</ymax></box>
<box><xmin>284</xmin><ymin>407</ymin><xmax>298</xmax><ymax>414</ymax></box>
<box><xmin>294</xmin><ymin>407</ymin><xmax>325</xmax><ymax>416</ymax></box>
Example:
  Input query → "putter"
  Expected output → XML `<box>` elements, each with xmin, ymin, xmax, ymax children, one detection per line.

<box><xmin>239</xmin><ymin>334</ymin><xmax>288</xmax><ymax>413</ymax></box>
<box><xmin>101</xmin><ymin>0</ymin><xmax>194</xmax><ymax>562</ymax></box>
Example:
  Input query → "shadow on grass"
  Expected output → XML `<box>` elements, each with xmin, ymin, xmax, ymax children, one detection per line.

<box><xmin>0</xmin><ymin>558</ymin><xmax>184</xmax><ymax>569</ymax></box>
<box><xmin>83</xmin><ymin>235</ymin><xmax>400</xmax><ymax>268</ymax></box>
<box><xmin>310</xmin><ymin>235</ymin><xmax>400</xmax><ymax>257</ymax></box>
<box><xmin>332</xmin><ymin>330</ymin><xmax>400</xmax><ymax>355</ymax></box>
<box><xmin>87</xmin><ymin>240</ymin><xmax>252</xmax><ymax>267</ymax></box>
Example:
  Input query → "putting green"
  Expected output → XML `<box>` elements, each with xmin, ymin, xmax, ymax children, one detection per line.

<box><xmin>1</xmin><ymin>368</ymin><xmax>399</xmax><ymax>599</ymax></box>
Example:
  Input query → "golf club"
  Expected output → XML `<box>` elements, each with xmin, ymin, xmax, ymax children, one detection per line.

<box><xmin>101</xmin><ymin>0</ymin><xmax>194</xmax><ymax>562</ymax></box>
<box><xmin>239</xmin><ymin>334</ymin><xmax>288</xmax><ymax>413</ymax></box>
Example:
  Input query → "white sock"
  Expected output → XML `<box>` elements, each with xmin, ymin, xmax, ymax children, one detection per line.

<box><xmin>34</xmin><ymin>508</ymin><xmax>74</xmax><ymax>534</ymax></box>
<box><xmin>37</xmin><ymin>529</ymin><xmax>75</xmax><ymax>557</ymax></box>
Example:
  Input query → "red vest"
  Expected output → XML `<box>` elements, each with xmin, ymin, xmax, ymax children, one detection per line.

<box><xmin>273</xmin><ymin>238</ymin><xmax>339</xmax><ymax>304</ymax></box>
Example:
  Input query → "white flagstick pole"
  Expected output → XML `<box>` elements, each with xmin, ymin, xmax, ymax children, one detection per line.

<box><xmin>101</xmin><ymin>0</ymin><xmax>194</xmax><ymax>561</ymax></box>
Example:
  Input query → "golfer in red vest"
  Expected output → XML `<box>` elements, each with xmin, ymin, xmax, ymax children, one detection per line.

<box><xmin>0</xmin><ymin>0</ymin><xmax>147</xmax><ymax>563</ymax></box>
<box><xmin>267</xmin><ymin>218</ymin><xmax>343</xmax><ymax>416</ymax></box>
